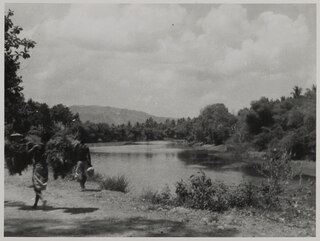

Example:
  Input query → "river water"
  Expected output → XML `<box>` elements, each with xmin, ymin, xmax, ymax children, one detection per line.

<box><xmin>89</xmin><ymin>141</ymin><xmax>264</xmax><ymax>193</ymax></box>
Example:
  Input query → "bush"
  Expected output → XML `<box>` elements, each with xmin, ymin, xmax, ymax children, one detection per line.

<box><xmin>175</xmin><ymin>156</ymin><xmax>294</xmax><ymax>212</ymax></box>
<box><xmin>229</xmin><ymin>181</ymin><xmax>256</xmax><ymax>208</ymax></box>
<box><xmin>99</xmin><ymin>175</ymin><xmax>129</xmax><ymax>193</ymax></box>
<box><xmin>140</xmin><ymin>185</ymin><xmax>174</xmax><ymax>205</ymax></box>
<box><xmin>258</xmin><ymin>148</ymin><xmax>293</xmax><ymax>193</ymax></box>
<box><xmin>176</xmin><ymin>171</ymin><xmax>231</xmax><ymax>212</ymax></box>
<box><xmin>140</xmin><ymin>188</ymin><xmax>158</xmax><ymax>202</ymax></box>
<box><xmin>140</xmin><ymin>150</ymin><xmax>298</xmax><ymax>213</ymax></box>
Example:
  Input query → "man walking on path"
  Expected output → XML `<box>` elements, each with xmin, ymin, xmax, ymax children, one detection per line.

<box><xmin>74</xmin><ymin>142</ymin><xmax>92</xmax><ymax>191</ymax></box>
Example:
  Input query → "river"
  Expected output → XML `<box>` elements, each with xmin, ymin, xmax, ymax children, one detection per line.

<box><xmin>89</xmin><ymin>141</ymin><xmax>265</xmax><ymax>193</ymax></box>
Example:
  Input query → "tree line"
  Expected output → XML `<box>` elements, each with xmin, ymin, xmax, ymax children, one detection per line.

<box><xmin>73</xmin><ymin>85</ymin><xmax>316</xmax><ymax>161</ymax></box>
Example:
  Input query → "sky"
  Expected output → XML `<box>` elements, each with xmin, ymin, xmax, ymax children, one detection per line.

<box><xmin>5</xmin><ymin>3</ymin><xmax>316</xmax><ymax>118</ymax></box>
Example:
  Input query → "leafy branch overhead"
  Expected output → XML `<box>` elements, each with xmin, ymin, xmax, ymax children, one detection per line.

<box><xmin>5</xmin><ymin>10</ymin><xmax>36</xmax><ymax>60</ymax></box>
<box><xmin>5</xmin><ymin>10</ymin><xmax>36</xmax><ymax>125</ymax></box>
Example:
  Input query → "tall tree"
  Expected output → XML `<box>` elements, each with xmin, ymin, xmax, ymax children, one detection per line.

<box><xmin>197</xmin><ymin>103</ymin><xmax>237</xmax><ymax>144</ymax></box>
<box><xmin>5</xmin><ymin>10</ymin><xmax>36</xmax><ymax>124</ymax></box>
<box><xmin>50</xmin><ymin>104</ymin><xmax>78</xmax><ymax>126</ymax></box>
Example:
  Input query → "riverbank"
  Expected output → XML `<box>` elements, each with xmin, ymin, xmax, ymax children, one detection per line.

<box><xmin>4</xmin><ymin>168</ymin><xmax>315</xmax><ymax>237</ymax></box>
<box><xmin>189</xmin><ymin>143</ymin><xmax>316</xmax><ymax>177</ymax></box>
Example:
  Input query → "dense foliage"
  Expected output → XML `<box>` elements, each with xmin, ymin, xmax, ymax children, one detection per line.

<box><xmin>75</xmin><ymin>87</ymin><xmax>316</xmax><ymax>161</ymax></box>
<box><xmin>74</xmin><ymin>103</ymin><xmax>237</xmax><ymax>145</ymax></box>
<box><xmin>7</xmin><ymin>86</ymin><xmax>313</xmax><ymax>162</ymax></box>
<box><xmin>230</xmin><ymin>86</ymin><xmax>316</xmax><ymax>160</ymax></box>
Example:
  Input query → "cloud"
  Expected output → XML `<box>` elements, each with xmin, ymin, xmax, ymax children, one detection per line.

<box><xmin>188</xmin><ymin>5</ymin><xmax>310</xmax><ymax>77</ymax></box>
<box><xmin>16</xmin><ymin>4</ymin><xmax>315</xmax><ymax>117</ymax></box>
<box><xmin>199</xmin><ymin>4</ymin><xmax>250</xmax><ymax>46</ymax></box>
<box><xmin>38</xmin><ymin>4</ymin><xmax>189</xmax><ymax>52</ymax></box>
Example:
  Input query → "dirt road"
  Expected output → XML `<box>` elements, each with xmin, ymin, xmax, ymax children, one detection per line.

<box><xmin>4</xmin><ymin>169</ymin><xmax>315</xmax><ymax>237</ymax></box>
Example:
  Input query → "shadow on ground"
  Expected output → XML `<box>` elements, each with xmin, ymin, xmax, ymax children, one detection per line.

<box><xmin>5</xmin><ymin>200</ymin><xmax>98</xmax><ymax>214</ymax></box>
<box><xmin>4</xmin><ymin>216</ymin><xmax>239</xmax><ymax>237</ymax></box>
<box><xmin>83</xmin><ymin>188</ymin><xmax>102</xmax><ymax>192</ymax></box>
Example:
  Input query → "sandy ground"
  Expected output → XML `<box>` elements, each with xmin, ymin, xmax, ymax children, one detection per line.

<box><xmin>4</xmin><ymin>169</ymin><xmax>316</xmax><ymax>237</ymax></box>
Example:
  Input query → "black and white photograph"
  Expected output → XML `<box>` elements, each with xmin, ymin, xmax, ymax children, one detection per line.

<box><xmin>3</xmin><ymin>1</ymin><xmax>317</xmax><ymax>237</ymax></box>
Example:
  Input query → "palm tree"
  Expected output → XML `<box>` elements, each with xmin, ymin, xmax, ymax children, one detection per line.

<box><xmin>291</xmin><ymin>86</ymin><xmax>302</xmax><ymax>99</ymax></box>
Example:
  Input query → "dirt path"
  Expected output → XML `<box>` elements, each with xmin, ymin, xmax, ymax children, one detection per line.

<box><xmin>4</xmin><ymin>169</ymin><xmax>315</xmax><ymax>237</ymax></box>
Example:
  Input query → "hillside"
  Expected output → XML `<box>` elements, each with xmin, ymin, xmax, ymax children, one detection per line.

<box><xmin>69</xmin><ymin>105</ymin><xmax>171</xmax><ymax>125</ymax></box>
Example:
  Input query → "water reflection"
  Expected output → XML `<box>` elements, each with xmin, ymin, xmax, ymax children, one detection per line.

<box><xmin>92</xmin><ymin>151</ymin><xmax>161</xmax><ymax>159</ymax></box>
<box><xmin>178</xmin><ymin>150</ymin><xmax>226</xmax><ymax>168</ymax></box>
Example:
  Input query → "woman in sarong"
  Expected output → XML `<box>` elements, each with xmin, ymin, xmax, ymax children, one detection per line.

<box><xmin>28</xmin><ymin>143</ymin><xmax>48</xmax><ymax>208</ymax></box>
<box><xmin>74</xmin><ymin>143</ymin><xmax>92</xmax><ymax>191</ymax></box>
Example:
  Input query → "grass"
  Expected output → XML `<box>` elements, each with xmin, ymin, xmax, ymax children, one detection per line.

<box><xmin>87</xmin><ymin>171</ymin><xmax>129</xmax><ymax>193</ymax></box>
<box><xmin>98</xmin><ymin>175</ymin><xmax>129</xmax><ymax>193</ymax></box>
<box><xmin>140</xmin><ymin>186</ymin><xmax>174</xmax><ymax>205</ymax></box>
<box><xmin>65</xmin><ymin>171</ymin><xmax>129</xmax><ymax>193</ymax></box>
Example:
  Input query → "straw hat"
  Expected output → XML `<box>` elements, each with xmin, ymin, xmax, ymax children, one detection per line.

<box><xmin>10</xmin><ymin>133</ymin><xmax>24</xmax><ymax>138</ymax></box>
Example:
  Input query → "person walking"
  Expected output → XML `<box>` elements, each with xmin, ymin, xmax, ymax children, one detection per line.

<box><xmin>28</xmin><ymin>143</ymin><xmax>48</xmax><ymax>208</ymax></box>
<box><xmin>74</xmin><ymin>142</ymin><xmax>92</xmax><ymax>191</ymax></box>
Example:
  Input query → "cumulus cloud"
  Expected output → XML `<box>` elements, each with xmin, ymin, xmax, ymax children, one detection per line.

<box><xmin>39</xmin><ymin>4</ymin><xmax>189</xmax><ymax>52</ymax></box>
<box><xmin>12</xmin><ymin>4</ymin><xmax>315</xmax><ymax>117</ymax></box>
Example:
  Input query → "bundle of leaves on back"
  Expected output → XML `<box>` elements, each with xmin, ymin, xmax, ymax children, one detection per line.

<box><xmin>45</xmin><ymin>131</ymin><xmax>80</xmax><ymax>179</ymax></box>
<box><xmin>5</xmin><ymin>129</ymin><xmax>81</xmax><ymax>180</ymax></box>
<box><xmin>4</xmin><ymin>131</ymin><xmax>44</xmax><ymax>175</ymax></box>
<box><xmin>5</xmin><ymin>139</ymin><xmax>32</xmax><ymax>175</ymax></box>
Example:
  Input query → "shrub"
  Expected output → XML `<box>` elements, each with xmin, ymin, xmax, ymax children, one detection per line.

<box><xmin>99</xmin><ymin>175</ymin><xmax>129</xmax><ymax>193</ymax></box>
<box><xmin>139</xmin><ymin>149</ymin><xmax>299</xmax><ymax>213</ymax></box>
<box><xmin>176</xmin><ymin>171</ymin><xmax>231</xmax><ymax>212</ymax></box>
<box><xmin>140</xmin><ymin>185</ymin><xmax>174</xmax><ymax>205</ymax></box>
<box><xmin>140</xmin><ymin>188</ymin><xmax>158</xmax><ymax>202</ymax></box>
<box><xmin>229</xmin><ymin>181</ymin><xmax>256</xmax><ymax>208</ymax></box>
<box><xmin>258</xmin><ymin>148</ymin><xmax>293</xmax><ymax>193</ymax></box>
<box><xmin>175</xmin><ymin>155</ymin><xmax>295</xmax><ymax>212</ymax></box>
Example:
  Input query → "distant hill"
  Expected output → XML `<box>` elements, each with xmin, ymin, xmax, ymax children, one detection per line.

<box><xmin>69</xmin><ymin>105</ymin><xmax>171</xmax><ymax>125</ymax></box>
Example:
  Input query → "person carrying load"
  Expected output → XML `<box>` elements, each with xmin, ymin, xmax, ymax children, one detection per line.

<box><xmin>74</xmin><ymin>142</ymin><xmax>93</xmax><ymax>191</ymax></box>
<box><xmin>29</xmin><ymin>142</ymin><xmax>48</xmax><ymax>208</ymax></box>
